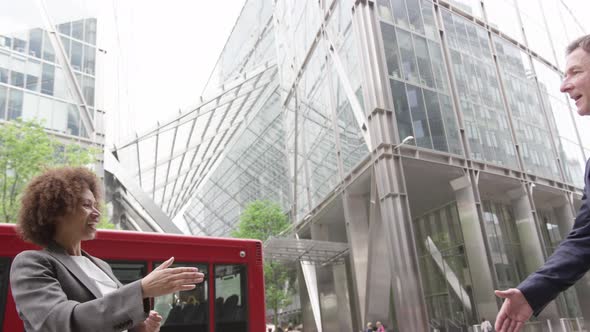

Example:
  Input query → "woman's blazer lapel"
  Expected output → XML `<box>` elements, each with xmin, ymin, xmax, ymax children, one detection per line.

<box><xmin>44</xmin><ymin>242</ymin><xmax>103</xmax><ymax>298</ymax></box>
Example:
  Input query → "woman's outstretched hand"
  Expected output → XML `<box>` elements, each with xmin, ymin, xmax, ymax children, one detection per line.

<box><xmin>141</xmin><ymin>257</ymin><xmax>205</xmax><ymax>298</ymax></box>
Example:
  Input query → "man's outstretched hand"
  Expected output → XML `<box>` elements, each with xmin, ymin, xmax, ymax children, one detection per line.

<box><xmin>494</xmin><ymin>288</ymin><xmax>533</xmax><ymax>332</ymax></box>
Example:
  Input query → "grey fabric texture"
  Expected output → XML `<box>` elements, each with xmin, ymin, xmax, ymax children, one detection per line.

<box><xmin>10</xmin><ymin>243</ymin><xmax>149</xmax><ymax>332</ymax></box>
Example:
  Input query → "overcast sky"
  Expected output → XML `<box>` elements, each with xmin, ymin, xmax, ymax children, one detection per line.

<box><xmin>97</xmin><ymin>0</ymin><xmax>246</xmax><ymax>147</ymax></box>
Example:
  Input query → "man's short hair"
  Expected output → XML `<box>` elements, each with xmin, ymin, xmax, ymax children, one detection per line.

<box><xmin>567</xmin><ymin>34</ymin><xmax>590</xmax><ymax>55</ymax></box>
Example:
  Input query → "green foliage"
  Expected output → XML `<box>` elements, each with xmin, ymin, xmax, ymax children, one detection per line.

<box><xmin>97</xmin><ymin>205</ymin><xmax>116</xmax><ymax>229</ymax></box>
<box><xmin>230</xmin><ymin>200</ymin><xmax>289</xmax><ymax>240</ymax></box>
<box><xmin>231</xmin><ymin>200</ymin><xmax>292</xmax><ymax>326</ymax></box>
<box><xmin>0</xmin><ymin>119</ymin><xmax>99</xmax><ymax>224</ymax></box>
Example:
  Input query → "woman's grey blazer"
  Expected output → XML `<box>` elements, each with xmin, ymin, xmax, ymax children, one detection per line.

<box><xmin>10</xmin><ymin>242</ymin><xmax>150</xmax><ymax>332</ymax></box>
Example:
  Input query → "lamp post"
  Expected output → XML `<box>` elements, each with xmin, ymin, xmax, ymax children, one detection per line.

<box><xmin>394</xmin><ymin>135</ymin><xmax>414</xmax><ymax>149</ymax></box>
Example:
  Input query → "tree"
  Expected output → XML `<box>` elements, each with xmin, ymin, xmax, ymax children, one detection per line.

<box><xmin>0</xmin><ymin>120</ymin><xmax>108</xmax><ymax>226</ymax></box>
<box><xmin>231</xmin><ymin>200</ymin><xmax>293</xmax><ymax>326</ymax></box>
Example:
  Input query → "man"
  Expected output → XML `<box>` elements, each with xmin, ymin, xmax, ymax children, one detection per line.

<box><xmin>494</xmin><ymin>34</ymin><xmax>590</xmax><ymax>332</ymax></box>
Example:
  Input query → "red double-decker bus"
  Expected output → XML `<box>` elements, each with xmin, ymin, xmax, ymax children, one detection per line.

<box><xmin>0</xmin><ymin>223</ymin><xmax>266</xmax><ymax>332</ymax></box>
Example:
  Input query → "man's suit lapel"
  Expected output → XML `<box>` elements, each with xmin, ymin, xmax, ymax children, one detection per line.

<box><xmin>45</xmin><ymin>242</ymin><xmax>103</xmax><ymax>298</ymax></box>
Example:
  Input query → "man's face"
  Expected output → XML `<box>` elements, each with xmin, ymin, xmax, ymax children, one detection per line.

<box><xmin>561</xmin><ymin>47</ymin><xmax>590</xmax><ymax>116</ymax></box>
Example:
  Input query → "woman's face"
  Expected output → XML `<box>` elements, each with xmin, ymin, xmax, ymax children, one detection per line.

<box><xmin>56</xmin><ymin>187</ymin><xmax>101</xmax><ymax>242</ymax></box>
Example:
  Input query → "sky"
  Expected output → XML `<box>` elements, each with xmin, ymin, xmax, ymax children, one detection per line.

<box><xmin>96</xmin><ymin>0</ymin><xmax>246</xmax><ymax>147</ymax></box>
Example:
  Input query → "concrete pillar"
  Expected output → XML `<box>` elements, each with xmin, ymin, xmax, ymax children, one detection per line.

<box><xmin>507</xmin><ymin>186</ymin><xmax>560</xmax><ymax>321</ymax></box>
<box><xmin>342</xmin><ymin>192</ymin><xmax>370</xmax><ymax>327</ymax></box>
<box><xmin>365</xmin><ymin>183</ymin><xmax>393</xmax><ymax>326</ymax></box>
<box><xmin>450</xmin><ymin>174</ymin><xmax>497</xmax><ymax>321</ymax></box>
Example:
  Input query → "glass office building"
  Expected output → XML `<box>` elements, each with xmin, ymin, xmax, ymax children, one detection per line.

<box><xmin>112</xmin><ymin>0</ymin><xmax>590</xmax><ymax>330</ymax></box>
<box><xmin>0</xmin><ymin>0</ymin><xmax>104</xmax><ymax>173</ymax></box>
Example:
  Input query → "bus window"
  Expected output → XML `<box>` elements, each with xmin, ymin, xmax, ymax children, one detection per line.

<box><xmin>106</xmin><ymin>261</ymin><xmax>147</xmax><ymax>285</ymax></box>
<box><xmin>0</xmin><ymin>258</ymin><xmax>9</xmax><ymax>328</ymax></box>
<box><xmin>154</xmin><ymin>262</ymin><xmax>208</xmax><ymax>332</ymax></box>
<box><xmin>214</xmin><ymin>264</ymin><xmax>247</xmax><ymax>332</ymax></box>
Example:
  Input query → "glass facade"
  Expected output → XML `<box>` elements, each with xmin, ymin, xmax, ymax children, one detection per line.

<box><xmin>414</xmin><ymin>203</ymin><xmax>476</xmax><ymax>330</ymax></box>
<box><xmin>112</xmin><ymin>0</ymin><xmax>590</xmax><ymax>330</ymax></box>
<box><xmin>0</xmin><ymin>0</ymin><xmax>101</xmax><ymax>144</ymax></box>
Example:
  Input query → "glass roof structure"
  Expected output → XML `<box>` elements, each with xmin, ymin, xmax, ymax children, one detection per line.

<box><xmin>264</xmin><ymin>238</ymin><xmax>349</xmax><ymax>265</ymax></box>
<box><xmin>112</xmin><ymin>62</ymin><xmax>278</xmax><ymax>217</ymax></box>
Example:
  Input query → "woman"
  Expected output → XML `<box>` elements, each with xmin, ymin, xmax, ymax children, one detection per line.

<box><xmin>10</xmin><ymin>167</ymin><xmax>204</xmax><ymax>332</ymax></box>
<box><xmin>375</xmin><ymin>321</ymin><xmax>386</xmax><ymax>332</ymax></box>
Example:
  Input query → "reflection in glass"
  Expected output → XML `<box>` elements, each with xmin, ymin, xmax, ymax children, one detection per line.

<box><xmin>414</xmin><ymin>202</ymin><xmax>475</xmax><ymax>330</ymax></box>
<box><xmin>391</xmin><ymin>79</ymin><xmax>413</xmax><ymax>141</ymax></box>
<box><xmin>391</xmin><ymin>0</ymin><xmax>410</xmax><ymax>29</ymax></box>
<box><xmin>41</xmin><ymin>63</ymin><xmax>54</xmax><ymax>95</ymax></box>
<box><xmin>7</xmin><ymin>88</ymin><xmax>23</xmax><ymax>120</ymax></box>
<box><xmin>155</xmin><ymin>262</ymin><xmax>209</xmax><ymax>332</ymax></box>
<box><xmin>397</xmin><ymin>28</ymin><xmax>419</xmax><ymax>84</ymax></box>
<box><xmin>407</xmin><ymin>84</ymin><xmax>433</xmax><ymax>149</ymax></box>
<box><xmin>494</xmin><ymin>37</ymin><xmax>560</xmax><ymax>180</ymax></box>
<box><xmin>215</xmin><ymin>264</ymin><xmax>247</xmax><ymax>332</ymax></box>
<box><xmin>414</xmin><ymin>35</ymin><xmax>435</xmax><ymax>89</ymax></box>
<box><xmin>442</xmin><ymin>9</ymin><xmax>517</xmax><ymax>168</ymax></box>
<box><xmin>381</xmin><ymin>23</ymin><xmax>402</xmax><ymax>79</ymax></box>
<box><xmin>0</xmin><ymin>86</ymin><xmax>6</xmax><ymax>119</ymax></box>
<box><xmin>482</xmin><ymin>201</ymin><xmax>526</xmax><ymax>290</ymax></box>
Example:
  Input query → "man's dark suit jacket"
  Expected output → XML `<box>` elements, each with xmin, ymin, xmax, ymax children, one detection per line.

<box><xmin>518</xmin><ymin>159</ymin><xmax>590</xmax><ymax>315</ymax></box>
<box><xmin>10</xmin><ymin>242</ymin><xmax>150</xmax><ymax>332</ymax></box>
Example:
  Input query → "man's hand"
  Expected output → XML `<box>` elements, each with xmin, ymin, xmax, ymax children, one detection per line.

<box><xmin>494</xmin><ymin>288</ymin><xmax>533</xmax><ymax>332</ymax></box>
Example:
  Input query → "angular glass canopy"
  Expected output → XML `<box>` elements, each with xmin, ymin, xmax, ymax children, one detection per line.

<box><xmin>112</xmin><ymin>62</ymin><xmax>278</xmax><ymax>218</ymax></box>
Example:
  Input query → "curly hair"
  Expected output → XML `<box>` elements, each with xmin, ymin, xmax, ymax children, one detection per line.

<box><xmin>17</xmin><ymin>167</ymin><xmax>102</xmax><ymax>247</ymax></box>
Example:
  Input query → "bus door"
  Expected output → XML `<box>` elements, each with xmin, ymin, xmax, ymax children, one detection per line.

<box><xmin>214</xmin><ymin>264</ymin><xmax>248</xmax><ymax>332</ymax></box>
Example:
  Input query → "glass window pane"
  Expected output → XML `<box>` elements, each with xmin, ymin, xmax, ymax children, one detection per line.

<box><xmin>28</xmin><ymin>28</ymin><xmax>42</xmax><ymax>58</ymax></box>
<box><xmin>0</xmin><ymin>52</ymin><xmax>8</xmax><ymax>83</ymax></box>
<box><xmin>25</xmin><ymin>59</ymin><xmax>41</xmax><ymax>92</ymax></box>
<box><xmin>413</xmin><ymin>35</ymin><xmax>435</xmax><ymax>88</ymax></box>
<box><xmin>71</xmin><ymin>20</ymin><xmax>84</xmax><ymax>40</ymax></box>
<box><xmin>381</xmin><ymin>22</ymin><xmax>402</xmax><ymax>79</ymax></box>
<box><xmin>397</xmin><ymin>28</ymin><xmax>419</xmax><ymax>84</ymax></box>
<box><xmin>215</xmin><ymin>264</ymin><xmax>247</xmax><ymax>332</ymax></box>
<box><xmin>83</xmin><ymin>45</ymin><xmax>95</xmax><ymax>75</ymax></box>
<box><xmin>58</xmin><ymin>22</ymin><xmax>71</xmax><ymax>36</ymax></box>
<box><xmin>83</xmin><ymin>76</ymin><xmax>94</xmax><ymax>106</ymax></box>
<box><xmin>41</xmin><ymin>63</ymin><xmax>54</xmax><ymax>95</ymax></box>
<box><xmin>67</xmin><ymin>105</ymin><xmax>79</xmax><ymax>136</ymax></box>
<box><xmin>155</xmin><ymin>262</ymin><xmax>209</xmax><ymax>332</ymax></box>
<box><xmin>0</xmin><ymin>86</ymin><xmax>6</xmax><ymax>120</ymax></box>
<box><xmin>407</xmin><ymin>84</ymin><xmax>433</xmax><ymax>148</ymax></box>
<box><xmin>10</xmin><ymin>56</ymin><xmax>25</xmax><ymax>88</ymax></box>
<box><xmin>0</xmin><ymin>258</ymin><xmax>9</xmax><ymax>328</ymax></box>
<box><xmin>42</xmin><ymin>32</ymin><xmax>55</xmax><ymax>62</ymax></box>
<box><xmin>106</xmin><ymin>261</ymin><xmax>147</xmax><ymax>285</ymax></box>
<box><xmin>424</xmin><ymin>89</ymin><xmax>448</xmax><ymax>152</ymax></box>
<box><xmin>390</xmin><ymin>79</ymin><xmax>414</xmax><ymax>141</ymax></box>
<box><xmin>406</xmin><ymin>0</ymin><xmax>425</xmax><ymax>34</ymax></box>
<box><xmin>391</xmin><ymin>0</ymin><xmax>410</xmax><ymax>29</ymax></box>
<box><xmin>377</xmin><ymin>0</ymin><xmax>393</xmax><ymax>22</ymax></box>
<box><xmin>7</xmin><ymin>88</ymin><xmax>23</xmax><ymax>120</ymax></box>
<box><xmin>70</xmin><ymin>40</ymin><xmax>83</xmax><ymax>71</ymax></box>
<box><xmin>421</xmin><ymin>0</ymin><xmax>437</xmax><ymax>40</ymax></box>
<box><xmin>85</xmin><ymin>18</ymin><xmax>97</xmax><ymax>45</ymax></box>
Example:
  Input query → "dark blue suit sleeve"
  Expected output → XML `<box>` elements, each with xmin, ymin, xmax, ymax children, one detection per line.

<box><xmin>518</xmin><ymin>160</ymin><xmax>590</xmax><ymax>315</ymax></box>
